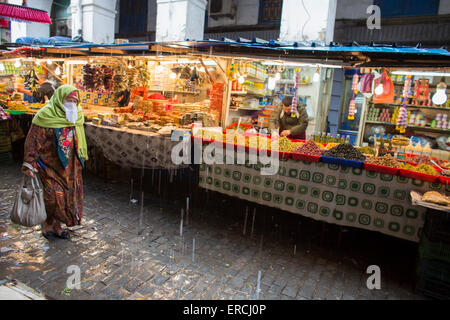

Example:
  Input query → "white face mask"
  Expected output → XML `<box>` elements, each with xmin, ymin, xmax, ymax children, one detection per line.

<box><xmin>63</xmin><ymin>101</ymin><xmax>78</xmax><ymax>124</ymax></box>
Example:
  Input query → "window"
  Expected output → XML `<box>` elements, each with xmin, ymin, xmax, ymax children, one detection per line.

<box><xmin>374</xmin><ymin>0</ymin><xmax>440</xmax><ymax>17</ymax></box>
<box><xmin>119</xmin><ymin>0</ymin><xmax>148</xmax><ymax>34</ymax></box>
<box><xmin>259</xmin><ymin>0</ymin><xmax>282</xmax><ymax>24</ymax></box>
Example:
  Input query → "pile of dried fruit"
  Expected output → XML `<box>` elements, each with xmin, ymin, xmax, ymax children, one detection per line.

<box><xmin>365</xmin><ymin>154</ymin><xmax>400</xmax><ymax>168</ymax></box>
<box><xmin>322</xmin><ymin>143</ymin><xmax>366</xmax><ymax>161</ymax></box>
<box><xmin>401</xmin><ymin>163</ymin><xmax>438</xmax><ymax>175</ymax></box>
<box><xmin>293</xmin><ymin>140</ymin><xmax>323</xmax><ymax>156</ymax></box>
<box><xmin>407</xmin><ymin>155</ymin><xmax>433</xmax><ymax>166</ymax></box>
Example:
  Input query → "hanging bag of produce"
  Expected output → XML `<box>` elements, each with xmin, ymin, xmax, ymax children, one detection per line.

<box><xmin>373</xmin><ymin>71</ymin><xmax>395</xmax><ymax>104</ymax></box>
<box><xmin>359</xmin><ymin>73</ymin><xmax>374</xmax><ymax>93</ymax></box>
<box><xmin>10</xmin><ymin>162</ymin><xmax>47</xmax><ymax>227</ymax></box>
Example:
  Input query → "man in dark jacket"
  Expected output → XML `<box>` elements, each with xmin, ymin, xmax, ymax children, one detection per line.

<box><xmin>268</xmin><ymin>96</ymin><xmax>308</xmax><ymax>139</ymax></box>
<box><xmin>16</xmin><ymin>70</ymin><xmax>56</xmax><ymax>103</ymax></box>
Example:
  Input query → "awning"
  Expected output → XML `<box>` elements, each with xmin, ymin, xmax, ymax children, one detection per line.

<box><xmin>1</xmin><ymin>39</ymin><xmax>449</xmax><ymax>68</ymax></box>
<box><xmin>0</xmin><ymin>3</ymin><xmax>51</xmax><ymax>24</ymax></box>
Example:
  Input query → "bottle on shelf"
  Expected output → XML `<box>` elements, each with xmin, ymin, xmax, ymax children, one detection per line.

<box><xmin>345</xmin><ymin>135</ymin><xmax>351</xmax><ymax>144</ymax></box>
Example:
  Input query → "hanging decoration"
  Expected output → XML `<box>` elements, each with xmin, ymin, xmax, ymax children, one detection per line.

<box><xmin>412</xmin><ymin>78</ymin><xmax>431</xmax><ymax>106</ymax></box>
<box><xmin>348</xmin><ymin>71</ymin><xmax>359</xmax><ymax>120</ymax></box>
<box><xmin>396</xmin><ymin>75</ymin><xmax>412</xmax><ymax>133</ymax></box>
<box><xmin>24</xmin><ymin>67</ymin><xmax>39</xmax><ymax>92</ymax></box>
<box><xmin>291</xmin><ymin>69</ymin><xmax>300</xmax><ymax>114</ymax></box>
<box><xmin>373</xmin><ymin>71</ymin><xmax>395</xmax><ymax>104</ymax></box>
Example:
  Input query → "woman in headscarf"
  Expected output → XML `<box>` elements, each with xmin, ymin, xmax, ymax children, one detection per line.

<box><xmin>22</xmin><ymin>85</ymin><xmax>88</xmax><ymax>240</ymax></box>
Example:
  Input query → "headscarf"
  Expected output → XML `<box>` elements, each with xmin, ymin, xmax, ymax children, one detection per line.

<box><xmin>32</xmin><ymin>84</ymin><xmax>88</xmax><ymax>161</ymax></box>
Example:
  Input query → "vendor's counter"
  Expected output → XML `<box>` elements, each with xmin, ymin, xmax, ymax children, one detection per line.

<box><xmin>84</xmin><ymin>123</ymin><xmax>188</xmax><ymax>170</ymax></box>
<box><xmin>198</xmin><ymin>151</ymin><xmax>450</xmax><ymax>243</ymax></box>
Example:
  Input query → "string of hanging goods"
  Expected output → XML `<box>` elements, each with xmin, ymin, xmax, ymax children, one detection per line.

<box><xmin>348</xmin><ymin>70</ymin><xmax>359</xmax><ymax>120</ymax></box>
<box><xmin>396</xmin><ymin>75</ymin><xmax>412</xmax><ymax>133</ymax></box>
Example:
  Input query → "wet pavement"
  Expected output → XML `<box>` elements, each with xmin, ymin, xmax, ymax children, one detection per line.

<box><xmin>0</xmin><ymin>162</ymin><xmax>425</xmax><ymax>300</ymax></box>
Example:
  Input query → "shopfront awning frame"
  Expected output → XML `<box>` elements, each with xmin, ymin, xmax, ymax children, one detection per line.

<box><xmin>0</xmin><ymin>39</ymin><xmax>449</xmax><ymax>68</ymax></box>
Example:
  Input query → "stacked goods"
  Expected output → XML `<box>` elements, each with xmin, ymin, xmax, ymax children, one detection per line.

<box><xmin>392</xmin><ymin>136</ymin><xmax>409</xmax><ymax>146</ymax></box>
<box><xmin>322</xmin><ymin>143</ymin><xmax>366</xmax><ymax>161</ymax></box>
<box><xmin>377</xmin><ymin>108</ymin><xmax>391</xmax><ymax>122</ymax></box>
<box><xmin>367</xmin><ymin>106</ymin><xmax>380</xmax><ymax>121</ymax></box>
<box><xmin>365</xmin><ymin>154</ymin><xmax>400</xmax><ymax>168</ymax></box>
<box><xmin>358</xmin><ymin>146</ymin><xmax>376</xmax><ymax>155</ymax></box>
<box><xmin>293</xmin><ymin>140</ymin><xmax>323</xmax><ymax>156</ymax></box>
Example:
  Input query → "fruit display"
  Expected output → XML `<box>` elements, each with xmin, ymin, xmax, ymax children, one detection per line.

<box><xmin>8</xmin><ymin>102</ymin><xmax>29</xmax><ymax>111</ymax></box>
<box><xmin>292</xmin><ymin>140</ymin><xmax>323</xmax><ymax>156</ymax></box>
<box><xmin>358</xmin><ymin>146</ymin><xmax>376</xmax><ymax>155</ymax></box>
<box><xmin>278</xmin><ymin>137</ymin><xmax>303</xmax><ymax>152</ymax></box>
<box><xmin>401</xmin><ymin>163</ymin><xmax>438</xmax><ymax>175</ymax></box>
<box><xmin>365</xmin><ymin>154</ymin><xmax>400</xmax><ymax>168</ymax></box>
<box><xmin>407</xmin><ymin>155</ymin><xmax>434</xmax><ymax>166</ymax></box>
<box><xmin>322</xmin><ymin>143</ymin><xmax>366</xmax><ymax>161</ymax></box>
<box><xmin>324</xmin><ymin>143</ymin><xmax>339</xmax><ymax>150</ymax></box>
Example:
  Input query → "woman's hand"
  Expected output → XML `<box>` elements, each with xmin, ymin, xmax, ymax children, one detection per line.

<box><xmin>23</xmin><ymin>166</ymin><xmax>38</xmax><ymax>178</ymax></box>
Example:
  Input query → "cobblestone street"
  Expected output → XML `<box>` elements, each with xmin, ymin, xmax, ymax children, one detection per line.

<box><xmin>0</xmin><ymin>163</ymin><xmax>425</xmax><ymax>300</ymax></box>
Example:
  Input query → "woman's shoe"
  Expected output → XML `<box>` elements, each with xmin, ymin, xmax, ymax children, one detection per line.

<box><xmin>42</xmin><ymin>231</ymin><xmax>56</xmax><ymax>240</ymax></box>
<box><xmin>55</xmin><ymin>231</ymin><xmax>70</xmax><ymax>239</ymax></box>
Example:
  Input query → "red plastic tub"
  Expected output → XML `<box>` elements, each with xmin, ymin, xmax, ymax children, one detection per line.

<box><xmin>291</xmin><ymin>153</ymin><xmax>321</xmax><ymax>162</ymax></box>
<box><xmin>439</xmin><ymin>176</ymin><xmax>450</xmax><ymax>185</ymax></box>
<box><xmin>399</xmin><ymin>169</ymin><xmax>439</xmax><ymax>183</ymax></box>
<box><xmin>364</xmin><ymin>163</ymin><xmax>400</xmax><ymax>176</ymax></box>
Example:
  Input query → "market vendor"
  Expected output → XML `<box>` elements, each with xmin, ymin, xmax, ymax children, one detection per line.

<box><xmin>15</xmin><ymin>68</ymin><xmax>56</xmax><ymax>103</ymax></box>
<box><xmin>268</xmin><ymin>96</ymin><xmax>308</xmax><ymax>140</ymax></box>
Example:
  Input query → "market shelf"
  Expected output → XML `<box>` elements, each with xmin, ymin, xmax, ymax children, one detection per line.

<box><xmin>230</xmin><ymin>91</ymin><xmax>247</xmax><ymax>95</ymax></box>
<box><xmin>365</xmin><ymin>120</ymin><xmax>449</xmax><ymax>133</ymax></box>
<box><xmin>408</xmin><ymin>125</ymin><xmax>450</xmax><ymax>133</ymax></box>
<box><xmin>371</xmin><ymin>102</ymin><xmax>450</xmax><ymax>111</ymax></box>
<box><xmin>365</xmin><ymin>120</ymin><xmax>396</xmax><ymax>125</ymax></box>
<box><xmin>147</xmin><ymin>88</ymin><xmax>200</xmax><ymax>94</ymax></box>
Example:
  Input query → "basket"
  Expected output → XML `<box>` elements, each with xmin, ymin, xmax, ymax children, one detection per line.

<box><xmin>399</xmin><ymin>169</ymin><xmax>439</xmax><ymax>183</ymax></box>
<box><xmin>291</xmin><ymin>153</ymin><xmax>321</xmax><ymax>162</ymax></box>
<box><xmin>270</xmin><ymin>150</ymin><xmax>291</xmax><ymax>159</ymax></box>
<box><xmin>6</xmin><ymin>110</ymin><xmax>27</xmax><ymax>115</ymax></box>
<box><xmin>321</xmin><ymin>156</ymin><xmax>364</xmax><ymax>168</ymax></box>
<box><xmin>364</xmin><ymin>163</ymin><xmax>400</xmax><ymax>176</ymax></box>
<box><xmin>424</xmin><ymin>210</ymin><xmax>450</xmax><ymax>243</ymax></box>
<box><xmin>419</xmin><ymin>235</ymin><xmax>450</xmax><ymax>264</ymax></box>
<box><xmin>416</xmin><ymin>274</ymin><xmax>450</xmax><ymax>300</ymax></box>
<box><xmin>417</xmin><ymin>259</ymin><xmax>450</xmax><ymax>284</ymax></box>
